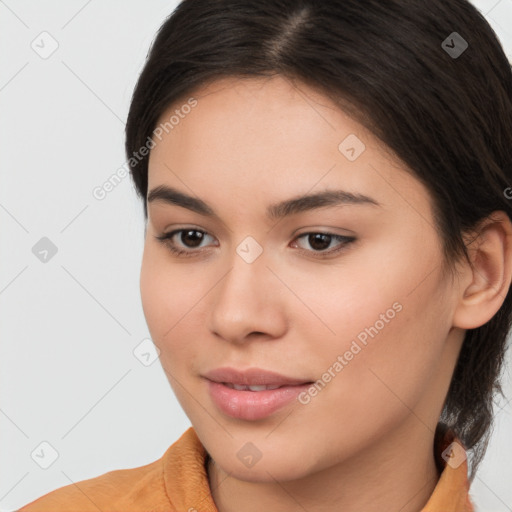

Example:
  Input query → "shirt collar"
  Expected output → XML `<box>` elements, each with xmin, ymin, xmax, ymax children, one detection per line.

<box><xmin>423</xmin><ymin>424</ymin><xmax>474</xmax><ymax>511</ymax></box>
<box><xmin>163</xmin><ymin>426</ymin><xmax>474</xmax><ymax>512</ymax></box>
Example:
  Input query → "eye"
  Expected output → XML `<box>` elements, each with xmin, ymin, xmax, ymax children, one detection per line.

<box><xmin>155</xmin><ymin>228</ymin><xmax>217</xmax><ymax>257</ymax></box>
<box><xmin>291</xmin><ymin>232</ymin><xmax>356</xmax><ymax>256</ymax></box>
<box><xmin>155</xmin><ymin>228</ymin><xmax>356</xmax><ymax>258</ymax></box>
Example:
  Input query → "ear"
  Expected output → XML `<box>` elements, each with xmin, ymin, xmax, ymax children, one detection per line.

<box><xmin>453</xmin><ymin>211</ymin><xmax>512</xmax><ymax>330</ymax></box>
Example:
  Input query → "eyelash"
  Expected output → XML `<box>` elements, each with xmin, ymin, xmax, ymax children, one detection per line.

<box><xmin>154</xmin><ymin>229</ymin><xmax>356</xmax><ymax>259</ymax></box>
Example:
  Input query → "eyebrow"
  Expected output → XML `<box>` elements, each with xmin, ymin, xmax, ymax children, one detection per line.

<box><xmin>147</xmin><ymin>184</ymin><xmax>381</xmax><ymax>221</ymax></box>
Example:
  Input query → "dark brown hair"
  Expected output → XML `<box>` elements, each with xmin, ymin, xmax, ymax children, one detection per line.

<box><xmin>125</xmin><ymin>0</ymin><xmax>512</xmax><ymax>481</ymax></box>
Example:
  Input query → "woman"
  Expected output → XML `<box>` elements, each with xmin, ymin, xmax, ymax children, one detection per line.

<box><xmin>19</xmin><ymin>0</ymin><xmax>512</xmax><ymax>510</ymax></box>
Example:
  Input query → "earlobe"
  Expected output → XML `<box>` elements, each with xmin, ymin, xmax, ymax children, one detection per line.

<box><xmin>452</xmin><ymin>211</ymin><xmax>512</xmax><ymax>330</ymax></box>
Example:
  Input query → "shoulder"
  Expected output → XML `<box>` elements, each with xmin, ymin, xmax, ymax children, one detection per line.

<box><xmin>17</xmin><ymin>427</ymin><xmax>208</xmax><ymax>512</ymax></box>
<box><xmin>18</xmin><ymin>448</ymin><xmax>171</xmax><ymax>512</ymax></box>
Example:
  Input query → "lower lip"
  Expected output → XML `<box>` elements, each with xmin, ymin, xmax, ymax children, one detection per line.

<box><xmin>206</xmin><ymin>379</ymin><xmax>312</xmax><ymax>421</ymax></box>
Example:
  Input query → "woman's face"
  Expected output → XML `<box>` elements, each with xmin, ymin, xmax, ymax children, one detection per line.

<box><xmin>141</xmin><ymin>75</ymin><xmax>466</xmax><ymax>481</ymax></box>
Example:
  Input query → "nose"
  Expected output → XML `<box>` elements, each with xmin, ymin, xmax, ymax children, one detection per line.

<box><xmin>207</xmin><ymin>244</ymin><xmax>288</xmax><ymax>345</ymax></box>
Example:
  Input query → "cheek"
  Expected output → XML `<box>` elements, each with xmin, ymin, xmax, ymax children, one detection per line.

<box><xmin>140</xmin><ymin>248</ymin><xmax>170</xmax><ymax>340</ymax></box>
<box><xmin>295</xmin><ymin>234</ymin><xmax>450</xmax><ymax>407</ymax></box>
<box><xmin>139</xmin><ymin>245</ymin><xmax>214</xmax><ymax>378</ymax></box>
<box><xmin>140</xmin><ymin>247</ymin><xmax>193</xmax><ymax>348</ymax></box>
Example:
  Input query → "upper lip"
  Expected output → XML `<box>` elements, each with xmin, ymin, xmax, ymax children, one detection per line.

<box><xmin>203</xmin><ymin>367</ymin><xmax>312</xmax><ymax>387</ymax></box>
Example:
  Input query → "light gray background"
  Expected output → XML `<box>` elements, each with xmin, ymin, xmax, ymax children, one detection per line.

<box><xmin>1</xmin><ymin>1</ymin><xmax>511</xmax><ymax>511</ymax></box>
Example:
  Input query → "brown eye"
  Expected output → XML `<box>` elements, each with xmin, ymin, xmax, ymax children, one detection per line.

<box><xmin>306</xmin><ymin>233</ymin><xmax>332</xmax><ymax>251</ymax></box>
<box><xmin>155</xmin><ymin>228</ymin><xmax>216</xmax><ymax>256</ymax></box>
<box><xmin>178</xmin><ymin>229</ymin><xmax>206</xmax><ymax>248</ymax></box>
<box><xmin>293</xmin><ymin>232</ymin><xmax>356</xmax><ymax>256</ymax></box>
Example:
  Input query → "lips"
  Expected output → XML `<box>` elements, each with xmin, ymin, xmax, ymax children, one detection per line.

<box><xmin>202</xmin><ymin>366</ymin><xmax>312</xmax><ymax>387</ymax></box>
<box><xmin>203</xmin><ymin>367</ymin><xmax>314</xmax><ymax>420</ymax></box>
<box><xmin>206</xmin><ymin>380</ymin><xmax>314</xmax><ymax>420</ymax></box>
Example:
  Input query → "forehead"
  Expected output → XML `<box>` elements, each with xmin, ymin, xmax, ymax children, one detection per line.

<box><xmin>152</xmin><ymin>75</ymin><xmax>364</xmax><ymax>148</ymax></box>
<box><xmin>146</xmin><ymin>75</ymin><xmax>433</xmax><ymax>224</ymax></box>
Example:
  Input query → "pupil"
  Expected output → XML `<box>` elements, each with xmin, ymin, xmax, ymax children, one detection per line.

<box><xmin>182</xmin><ymin>230</ymin><xmax>203</xmax><ymax>248</ymax></box>
<box><xmin>309</xmin><ymin>233</ymin><xmax>331</xmax><ymax>251</ymax></box>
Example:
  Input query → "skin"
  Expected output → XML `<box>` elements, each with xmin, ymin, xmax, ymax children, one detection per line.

<box><xmin>140</xmin><ymin>75</ymin><xmax>512</xmax><ymax>512</ymax></box>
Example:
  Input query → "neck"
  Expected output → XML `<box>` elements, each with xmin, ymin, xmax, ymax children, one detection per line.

<box><xmin>207</xmin><ymin>417</ymin><xmax>441</xmax><ymax>512</ymax></box>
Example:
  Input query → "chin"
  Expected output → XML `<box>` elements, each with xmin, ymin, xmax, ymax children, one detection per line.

<box><xmin>211</xmin><ymin>450</ymin><xmax>319</xmax><ymax>483</ymax></box>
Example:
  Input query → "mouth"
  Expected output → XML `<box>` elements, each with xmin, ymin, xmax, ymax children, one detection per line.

<box><xmin>220</xmin><ymin>382</ymin><xmax>312</xmax><ymax>391</ymax></box>
<box><xmin>202</xmin><ymin>366</ymin><xmax>313</xmax><ymax>388</ymax></box>
<box><xmin>202</xmin><ymin>367</ymin><xmax>315</xmax><ymax>421</ymax></box>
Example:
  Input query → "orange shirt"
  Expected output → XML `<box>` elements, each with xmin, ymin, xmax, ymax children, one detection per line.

<box><xmin>19</xmin><ymin>426</ymin><xmax>474</xmax><ymax>512</ymax></box>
